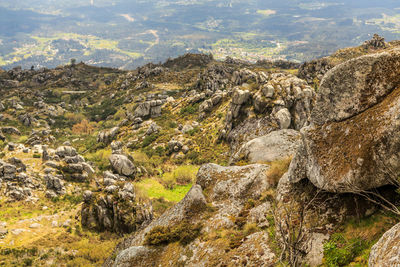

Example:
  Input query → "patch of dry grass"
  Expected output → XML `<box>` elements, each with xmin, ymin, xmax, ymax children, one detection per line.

<box><xmin>266</xmin><ymin>157</ymin><xmax>292</xmax><ymax>186</ymax></box>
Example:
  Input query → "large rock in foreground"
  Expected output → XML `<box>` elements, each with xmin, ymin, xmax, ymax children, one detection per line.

<box><xmin>369</xmin><ymin>222</ymin><xmax>400</xmax><ymax>266</ymax></box>
<box><xmin>312</xmin><ymin>49</ymin><xmax>400</xmax><ymax>125</ymax></box>
<box><xmin>289</xmin><ymin>49</ymin><xmax>400</xmax><ymax>192</ymax></box>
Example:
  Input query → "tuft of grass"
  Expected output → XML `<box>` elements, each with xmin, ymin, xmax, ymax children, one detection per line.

<box><xmin>131</xmin><ymin>151</ymin><xmax>150</xmax><ymax>163</ymax></box>
<box><xmin>266</xmin><ymin>157</ymin><xmax>292</xmax><ymax>186</ymax></box>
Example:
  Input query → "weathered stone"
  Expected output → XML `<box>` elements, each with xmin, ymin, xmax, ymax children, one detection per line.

<box><xmin>0</xmin><ymin>127</ymin><xmax>20</xmax><ymax>135</ymax></box>
<box><xmin>289</xmin><ymin>49</ymin><xmax>400</xmax><ymax>192</ymax></box>
<box><xmin>232</xmin><ymin>129</ymin><xmax>301</xmax><ymax>163</ymax></box>
<box><xmin>312</xmin><ymin>49</ymin><xmax>400</xmax><ymax>125</ymax></box>
<box><xmin>97</xmin><ymin>127</ymin><xmax>120</xmax><ymax>144</ymax></box>
<box><xmin>55</xmin><ymin>146</ymin><xmax>77</xmax><ymax>158</ymax></box>
<box><xmin>369</xmin><ymin>222</ymin><xmax>400</xmax><ymax>266</ymax></box>
<box><xmin>275</xmin><ymin>108</ymin><xmax>291</xmax><ymax>129</ymax></box>
<box><xmin>109</xmin><ymin>154</ymin><xmax>136</xmax><ymax>177</ymax></box>
<box><xmin>232</xmin><ymin>88</ymin><xmax>250</xmax><ymax>105</ymax></box>
<box><xmin>134</xmin><ymin>102</ymin><xmax>151</xmax><ymax>117</ymax></box>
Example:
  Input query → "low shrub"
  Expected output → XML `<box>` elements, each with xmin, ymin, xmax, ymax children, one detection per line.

<box><xmin>180</xmin><ymin>103</ymin><xmax>199</xmax><ymax>115</ymax></box>
<box><xmin>144</xmin><ymin>220</ymin><xmax>202</xmax><ymax>246</ymax></box>
<box><xmin>85</xmin><ymin>149</ymin><xmax>111</xmax><ymax>171</ymax></box>
<box><xmin>142</xmin><ymin>133</ymin><xmax>159</xmax><ymax>148</ymax></box>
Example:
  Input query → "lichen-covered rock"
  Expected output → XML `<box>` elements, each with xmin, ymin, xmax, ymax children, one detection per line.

<box><xmin>289</xmin><ymin>49</ymin><xmax>400</xmax><ymax>192</ymax></box>
<box><xmin>275</xmin><ymin>108</ymin><xmax>292</xmax><ymax>129</ymax></box>
<box><xmin>231</xmin><ymin>129</ymin><xmax>301</xmax><ymax>164</ymax></box>
<box><xmin>81</xmin><ymin>181</ymin><xmax>152</xmax><ymax>233</ymax></box>
<box><xmin>55</xmin><ymin>146</ymin><xmax>77</xmax><ymax>158</ymax></box>
<box><xmin>109</xmin><ymin>154</ymin><xmax>136</xmax><ymax>177</ymax></box>
<box><xmin>369</xmin><ymin>222</ymin><xmax>400</xmax><ymax>266</ymax></box>
<box><xmin>97</xmin><ymin>127</ymin><xmax>119</xmax><ymax>144</ymax></box>
<box><xmin>312</xmin><ymin>49</ymin><xmax>400</xmax><ymax>125</ymax></box>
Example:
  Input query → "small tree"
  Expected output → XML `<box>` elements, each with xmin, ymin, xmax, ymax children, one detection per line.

<box><xmin>274</xmin><ymin>189</ymin><xmax>322</xmax><ymax>267</ymax></box>
<box><xmin>72</xmin><ymin>119</ymin><xmax>94</xmax><ymax>135</ymax></box>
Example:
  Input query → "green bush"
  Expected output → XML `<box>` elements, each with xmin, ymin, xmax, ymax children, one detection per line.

<box><xmin>52</xmin><ymin>115</ymin><xmax>74</xmax><ymax>129</ymax></box>
<box><xmin>86</xmin><ymin>98</ymin><xmax>123</xmax><ymax>121</ymax></box>
<box><xmin>168</xmin><ymin>121</ymin><xmax>177</xmax><ymax>128</ymax></box>
<box><xmin>186</xmin><ymin>127</ymin><xmax>200</xmax><ymax>136</ymax></box>
<box><xmin>180</xmin><ymin>103</ymin><xmax>199</xmax><ymax>115</ymax></box>
<box><xmin>33</xmin><ymin>153</ymin><xmax>41</xmax><ymax>159</ymax></box>
<box><xmin>323</xmin><ymin>233</ymin><xmax>367</xmax><ymax>266</ymax></box>
<box><xmin>142</xmin><ymin>133</ymin><xmax>159</xmax><ymax>148</ymax></box>
<box><xmin>144</xmin><ymin>221</ymin><xmax>202</xmax><ymax>246</ymax></box>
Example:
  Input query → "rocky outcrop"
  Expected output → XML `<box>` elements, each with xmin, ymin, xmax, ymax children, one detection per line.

<box><xmin>363</xmin><ymin>34</ymin><xmax>386</xmax><ymax>49</ymax></box>
<box><xmin>0</xmin><ymin>160</ymin><xmax>38</xmax><ymax>201</ymax></box>
<box><xmin>225</xmin><ymin>73</ymin><xmax>315</xmax><ymax>153</ymax></box>
<box><xmin>45</xmin><ymin>174</ymin><xmax>66</xmax><ymax>198</ymax></box>
<box><xmin>26</xmin><ymin>130</ymin><xmax>56</xmax><ymax>146</ymax></box>
<box><xmin>298</xmin><ymin>57</ymin><xmax>333</xmax><ymax>84</ymax></box>
<box><xmin>195</xmin><ymin>63</ymin><xmax>233</xmax><ymax>92</ymax></box>
<box><xmin>18</xmin><ymin>113</ymin><xmax>36</xmax><ymax>126</ymax></box>
<box><xmin>97</xmin><ymin>127</ymin><xmax>120</xmax><ymax>144</ymax></box>
<box><xmin>134</xmin><ymin>99</ymin><xmax>164</xmax><ymax>118</ymax></box>
<box><xmin>81</xmin><ymin>181</ymin><xmax>153</xmax><ymax>233</ymax></box>
<box><xmin>0</xmin><ymin>127</ymin><xmax>21</xmax><ymax>135</ymax></box>
<box><xmin>231</xmin><ymin>129</ymin><xmax>301</xmax><ymax>164</ymax></box>
<box><xmin>369</xmin><ymin>222</ymin><xmax>400</xmax><ymax>266</ymax></box>
<box><xmin>55</xmin><ymin>146</ymin><xmax>78</xmax><ymax>158</ymax></box>
<box><xmin>105</xmin><ymin>163</ymin><xmax>277</xmax><ymax>266</ymax></box>
<box><xmin>52</xmin><ymin>146</ymin><xmax>93</xmax><ymax>182</ymax></box>
<box><xmin>289</xmin><ymin>48</ymin><xmax>400</xmax><ymax>192</ymax></box>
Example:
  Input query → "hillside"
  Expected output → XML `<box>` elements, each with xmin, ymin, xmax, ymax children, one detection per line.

<box><xmin>0</xmin><ymin>35</ymin><xmax>400</xmax><ymax>266</ymax></box>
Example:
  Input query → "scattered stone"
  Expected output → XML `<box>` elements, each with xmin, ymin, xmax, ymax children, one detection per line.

<box><xmin>29</xmin><ymin>223</ymin><xmax>42</xmax><ymax>229</ymax></box>
<box><xmin>109</xmin><ymin>154</ymin><xmax>136</xmax><ymax>177</ymax></box>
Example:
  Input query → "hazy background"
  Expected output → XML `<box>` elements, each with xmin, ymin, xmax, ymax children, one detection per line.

<box><xmin>1</xmin><ymin>0</ymin><xmax>400</xmax><ymax>69</ymax></box>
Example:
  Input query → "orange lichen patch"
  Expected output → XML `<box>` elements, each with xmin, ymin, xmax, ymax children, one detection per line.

<box><xmin>309</xmin><ymin>85</ymin><xmax>400</xmax><ymax>182</ymax></box>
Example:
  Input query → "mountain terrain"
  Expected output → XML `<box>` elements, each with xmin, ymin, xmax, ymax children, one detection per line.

<box><xmin>0</xmin><ymin>35</ymin><xmax>400</xmax><ymax>266</ymax></box>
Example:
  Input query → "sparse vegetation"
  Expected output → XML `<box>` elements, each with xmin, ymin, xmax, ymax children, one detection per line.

<box><xmin>144</xmin><ymin>221</ymin><xmax>202</xmax><ymax>246</ymax></box>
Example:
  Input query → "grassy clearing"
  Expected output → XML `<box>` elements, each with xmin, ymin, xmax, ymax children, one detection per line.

<box><xmin>135</xmin><ymin>178</ymin><xmax>192</xmax><ymax>203</ymax></box>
